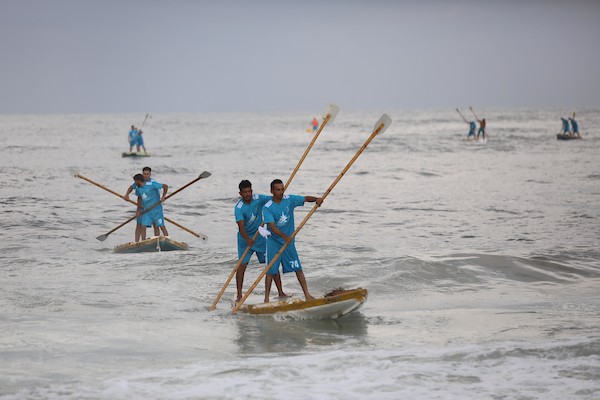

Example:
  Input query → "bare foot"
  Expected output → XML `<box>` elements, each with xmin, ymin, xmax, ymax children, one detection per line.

<box><xmin>277</xmin><ymin>292</ymin><xmax>290</xmax><ymax>298</ymax></box>
<box><xmin>264</xmin><ymin>297</ymin><xmax>270</xmax><ymax>303</ymax></box>
<box><xmin>305</xmin><ymin>294</ymin><xmax>316</xmax><ymax>302</ymax></box>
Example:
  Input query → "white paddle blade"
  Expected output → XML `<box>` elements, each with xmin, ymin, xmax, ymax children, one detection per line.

<box><xmin>373</xmin><ymin>114</ymin><xmax>392</xmax><ymax>135</ymax></box>
<box><xmin>322</xmin><ymin>103</ymin><xmax>340</xmax><ymax>124</ymax></box>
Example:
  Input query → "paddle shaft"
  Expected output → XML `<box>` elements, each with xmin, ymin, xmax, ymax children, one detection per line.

<box><xmin>456</xmin><ymin>108</ymin><xmax>468</xmax><ymax>124</ymax></box>
<box><xmin>76</xmin><ymin>174</ymin><xmax>203</xmax><ymax>239</ymax></box>
<box><xmin>469</xmin><ymin>106</ymin><xmax>480</xmax><ymax>121</ymax></box>
<box><xmin>97</xmin><ymin>173</ymin><xmax>209</xmax><ymax>241</ymax></box>
<box><xmin>209</xmin><ymin>112</ymin><xmax>335</xmax><ymax>310</ymax></box>
<box><xmin>232</xmin><ymin>121</ymin><xmax>386</xmax><ymax>313</ymax></box>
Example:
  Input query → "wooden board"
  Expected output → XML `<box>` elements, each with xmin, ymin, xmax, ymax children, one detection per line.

<box><xmin>238</xmin><ymin>288</ymin><xmax>368</xmax><ymax>319</ymax></box>
<box><xmin>122</xmin><ymin>151</ymin><xmax>151</xmax><ymax>157</ymax></box>
<box><xmin>556</xmin><ymin>134</ymin><xmax>581</xmax><ymax>140</ymax></box>
<box><xmin>114</xmin><ymin>236</ymin><xmax>189</xmax><ymax>253</ymax></box>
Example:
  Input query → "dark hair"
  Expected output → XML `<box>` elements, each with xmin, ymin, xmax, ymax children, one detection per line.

<box><xmin>134</xmin><ymin>173</ymin><xmax>144</xmax><ymax>182</ymax></box>
<box><xmin>142</xmin><ymin>167</ymin><xmax>151</xmax><ymax>173</ymax></box>
<box><xmin>270</xmin><ymin>179</ymin><xmax>283</xmax><ymax>190</ymax></box>
<box><xmin>239</xmin><ymin>180</ymin><xmax>252</xmax><ymax>191</ymax></box>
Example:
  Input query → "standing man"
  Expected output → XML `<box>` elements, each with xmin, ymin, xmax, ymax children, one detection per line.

<box><xmin>234</xmin><ymin>180</ymin><xmax>287</xmax><ymax>302</ymax></box>
<box><xmin>132</xmin><ymin>173</ymin><xmax>169</xmax><ymax>241</ymax></box>
<box><xmin>560</xmin><ymin>117</ymin><xmax>570</xmax><ymax>136</ymax></box>
<box><xmin>569</xmin><ymin>114</ymin><xmax>580</xmax><ymax>137</ymax></box>
<box><xmin>311</xmin><ymin>117</ymin><xmax>319</xmax><ymax>133</ymax></box>
<box><xmin>128</xmin><ymin>125</ymin><xmax>138</xmax><ymax>153</ymax></box>
<box><xmin>125</xmin><ymin>167</ymin><xmax>165</xmax><ymax>241</ymax></box>
<box><xmin>262</xmin><ymin>179</ymin><xmax>323</xmax><ymax>303</ymax></box>
<box><xmin>476</xmin><ymin>118</ymin><xmax>486</xmax><ymax>141</ymax></box>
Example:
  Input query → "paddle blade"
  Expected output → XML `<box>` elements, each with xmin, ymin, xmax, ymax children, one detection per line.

<box><xmin>373</xmin><ymin>114</ymin><xmax>392</xmax><ymax>135</ymax></box>
<box><xmin>199</xmin><ymin>171</ymin><xmax>212</xmax><ymax>179</ymax></box>
<box><xmin>322</xmin><ymin>103</ymin><xmax>340</xmax><ymax>124</ymax></box>
<box><xmin>96</xmin><ymin>234</ymin><xmax>109</xmax><ymax>242</ymax></box>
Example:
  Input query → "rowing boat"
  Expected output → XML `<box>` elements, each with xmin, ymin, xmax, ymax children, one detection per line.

<box><xmin>237</xmin><ymin>288</ymin><xmax>368</xmax><ymax>319</ymax></box>
<box><xmin>113</xmin><ymin>236</ymin><xmax>189</xmax><ymax>253</ymax></box>
<box><xmin>122</xmin><ymin>151</ymin><xmax>151</xmax><ymax>157</ymax></box>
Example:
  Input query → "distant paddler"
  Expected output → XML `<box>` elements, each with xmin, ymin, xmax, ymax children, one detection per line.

<box><xmin>568</xmin><ymin>113</ymin><xmax>580</xmax><ymax>137</ymax></box>
<box><xmin>456</xmin><ymin>108</ymin><xmax>476</xmax><ymax>142</ymax></box>
<box><xmin>234</xmin><ymin>180</ymin><xmax>287</xmax><ymax>302</ymax></box>
<box><xmin>469</xmin><ymin>106</ymin><xmax>486</xmax><ymax>142</ymax></box>
<box><xmin>132</xmin><ymin>173</ymin><xmax>169</xmax><ymax>241</ymax></box>
<box><xmin>560</xmin><ymin>117</ymin><xmax>570</xmax><ymax>136</ymax></box>
<box><xmin>128</xmin><ymin>125</ymin><xmax>147</xmax><ymax>154</ymax></box>
<box><xmin>311</xmin><ymin>117</ymin><xmax>319</xmax><ymax>133</ymax></box>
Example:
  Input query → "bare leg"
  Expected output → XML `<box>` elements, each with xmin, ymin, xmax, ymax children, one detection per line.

<box><xmin>236</xmin><ymin>263</ymin><xmax>248</xmax><ymax>302</ymax></box>
<box><xmin>274</xmin><ymin>272</ymin><xmax>288</xmax><ymax>297</ymax></box>
<box><xmin>160</xmin><ymin>225</ymin><xmax>169</xmax><ymax>236</ymax></box>
<box><xmin>140</xmin><ymin>226</ymin><xmax>147</xmax><ymax>241</ymax></box>
<box><xmin>264</xmin><ymin>274</ymin><xmax>275</xmax><ymax>303</ymax></box>
<box><xmin>135</xmin><ymin>223</ymin><xmax>142</xmax><ymax>242</ymax></box>
<box><xmin>295</xmin><ymin>270</ymin><xmax>314</xmax><ymax>301</ymax></box>
<box><xmin>153</xmin><ymin>223</ymin><xmax>160</xmax><ymax>236</ymax></box>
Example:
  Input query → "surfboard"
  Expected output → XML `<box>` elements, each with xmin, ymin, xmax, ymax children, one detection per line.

<box><xmin>556</xmin><ymin>134</ymin><xmax>581</xmax><ymax>140</ymax></box>
<box><xmin>237</xmin><ymin>288</ymin><xmax>368</xmax><ymax>319</ymax></box>
<box><xmin>113</xmin><ymin>236</ymin><xmax>189</xmax><ymax>253</ymax></box>
<box><xmin>122</xmin><ymin>151</ymin><xmax>151</xmax><ymax>157</ymax></box>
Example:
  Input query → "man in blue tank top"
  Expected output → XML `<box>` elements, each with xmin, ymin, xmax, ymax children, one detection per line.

<box><xmin>128</xmin><ymin>125</ymin><xmax>138</xmax><ymax>152</ymax></box>
<box><xmin>234</xmin><ymin>180</ymin><xmax>287</xmax><ymax>302</ymax></box>
<box><xmin>262</xmin><ymin>179</ymin><xmax>323</xmax><ymax>303</ymax></box>
<box><xmin>467</xmin><ymin>121</ymin><xmax>476</xmax><ymax>141</ymax></box>
<box><xmin>132</xmin><ymin>174</ymin><xmax>169</xmax><ymax>241</ymax></box>
<box><xmin>561</xmin><ymin>117</ymin><xmax>570</xmax><ymax>135</ymax></box>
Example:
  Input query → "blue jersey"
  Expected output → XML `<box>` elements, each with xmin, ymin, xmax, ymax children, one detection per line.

<box><xmin>571</xmin><ymin>119</ymin><xmax>579</xmax><ymax>132</ymax></box>
<box><xmin>134</xmin><ymin>180</ymin><xmax>163</xmax><ymax>210</ymax></box>
<box><xmin>263</xmin><ymin>195</ymin><xmax>305</xmax><ymax>245</ymax></box>
<box><xmin>469</xmin><ymin>121</ymin><xmax>476</xmax><ymax>133</ymax></box>
<box><xmin>129</xmin><ymin>129</ymin><xmax>138</xmax><ymax>142</ymax></box>
<box><xmin>235</xmin><ymin>194</ymin><xmax>271</xmax><ymax>237</ymax></box>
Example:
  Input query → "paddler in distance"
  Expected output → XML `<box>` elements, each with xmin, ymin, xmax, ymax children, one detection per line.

<box><xmin>124</xmin><ymin>167</ymin><xmax>166</xmax><ymax>241</ymax></box>
<box><xmin>131</xmin><ymin>173</ymin><xmax>169</xmax><ymax>241</ymax></box>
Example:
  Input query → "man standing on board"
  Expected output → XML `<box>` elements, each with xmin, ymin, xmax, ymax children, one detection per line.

<box><xmin>128</xmin><ymin>125</ymin><xmax>138</xmax><ymax>153</ymax></box>
<box><xmin>569</xmin><ymin>114</ymin><xmax>580</xmax><ymax>137</ymax></box>
<box><xmin>235</xmin><ymin>180</ymin><xmax>287</xmax><ymax>302</ymax></box>
<box><xmin>125</xmin><ymin>167</ymin><xmax>165</xmax><ymax>241</ymax></box>
<box><xmin>131</xmin><ymin>173</ymin><xmax>169</xmax><ymax>241</ymax></box>
<box><xmin>262</xmin><ymin>179</ymin><xmax>323</xmax><ymax>303</ymax></box>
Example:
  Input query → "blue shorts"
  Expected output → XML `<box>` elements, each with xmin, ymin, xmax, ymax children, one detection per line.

<box><xmin>238</xmin><ymin>236</ymin><xmax>266</xmax><ymax>264</ymax></box>
<box><xmin>135</xmin><ymin>136</ymin><xmax>145</xmax><ymax>146</ymax></box>
<box><xmin>141</xmin><ymin>208</ymin><xmax>165</xmax><ymax>227</ymax></box>
<box><xmin>266</xmin><ymin>238</ymin><xmax>303</xmax><ymax>275</ymax></box>
<box><xmin>468</xmin><ymin>130</ymin><xmax>475</xmax><ymax>137</ymax></box>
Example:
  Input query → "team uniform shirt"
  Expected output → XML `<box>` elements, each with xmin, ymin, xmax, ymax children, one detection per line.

<box><xmin>571</xmin><ymin>119</ymin><xmax>579</xmax><ymax>133</ymax></box>
<box><xmin>561</xmin><ymin>118</ymin><xmax>570</xmax><ymax>134</ymax></box>
<box><xmin>468</xmin><ymin>121</ymin><xmax>476</xmax><ymax>136</ymax></box>
<box><xmin>234</xmin><ymin>194</ymin><xmax>271</xmax><ymax>264</ymax></box>
<box><xmin>263</xmin><ymin>194</ymin><xmax>305</xmax><ymax>275</ymax></box>
<box><xmin>131</xmin><ymin>179</ymin><xmax>156</xmax><ymax>224</ymax></box>
<box><xmin>128</xmin><ymin>129</ymin><xmax>138</xmax><ymax>146</ymax></box>
<box><xmin>134</xmin><ymin>180</ymin><xmax>165</xmax><ymax>227</ymax></box>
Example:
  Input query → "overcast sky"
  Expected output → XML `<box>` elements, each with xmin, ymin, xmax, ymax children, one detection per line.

<box><xmin>1</xmin><ymin>0</ymin><xmax>599</xmax><ymax>114</ymax></box>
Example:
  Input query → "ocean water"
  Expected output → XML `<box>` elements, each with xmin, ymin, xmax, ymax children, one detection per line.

<box><xmin>0</xmin><ymin>108</ymin><xmax>599</xmax><ymax>399</ymax></box>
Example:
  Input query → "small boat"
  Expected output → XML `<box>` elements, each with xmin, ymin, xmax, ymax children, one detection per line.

<box><xmin>122</xmin><ymin>151</ymin><xmax>151</xmax><ymax>157</ymax></box>
<box><xmin>556</xmin><ymin>134</ymin><xmax>581</xmax><ymax>140</ymax></box>
<box><xmin>238</xmin><ymin>288</ymin><xmax>368</xmax><ymax>319</ymax></box>
<box><xmin>114</xmin><ymin>236</ymin><xmax>189</xmax><ymax>253</ymax></box>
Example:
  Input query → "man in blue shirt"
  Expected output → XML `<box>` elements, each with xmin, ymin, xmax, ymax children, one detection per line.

<box><xmin>132</xmin><ymin>173</ymin><xmax>169</xmax><ymax>241</ymax></box>
<box><xmin>125</xmin><ymin>167</ymin><xmax>164</xmax><ymax>241</ymax></box>
<box><xmin>467</xmin><ymin>121</ymin><xmax>476</xmax><ymax>141</ymax></box>
<box><xmin>128</xmin><ymin>125</ymin><xmax>138</xmax><ymax>153</ymax></box>
<box><xmin>569</xmin><ymin>116</ymin><xmax>580</xmax><ymax>137</ymax></box>
<box><xmin>262</xmin><ymin>179</ymin><xmax>323</xmax><ymax>303</ymax></box>
<box><xmin>234</xmin><ymin>180</ymin><xmax>287</xmax><ymax>302</ymax></box>
<box><xmin>561</xmin><ymin>117</ymin><xmax>570</xmax><ymax>135</ymax></box>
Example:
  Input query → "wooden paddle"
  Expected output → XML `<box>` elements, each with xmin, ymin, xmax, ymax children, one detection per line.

<box><xmin>96</xmin><ymin>171</ymin><xmax>211</xmax><ymax>242</ymax></box>
<box><xmin>232</xmin><ymin>113</ymin><xmax>392</xmax><ymax>313</ymax></box>
<box><xmin>456</xmin><ymin>108</ymin><xmax>469</xmax><ymax>124</ymax></box>
<box><xmin>209</xmin><ymin>104</ymin><xmax>340</xmax><ymax>311</ymax></box>
<box><xmin>74</xmin><ymin>173</ymin><xmax>207</xmax><ymax>241</ymax></box>
<box><xmin>469</xmin><ymin>106</ymin><xmax>480</xmax><ymax>121</ymax></box>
